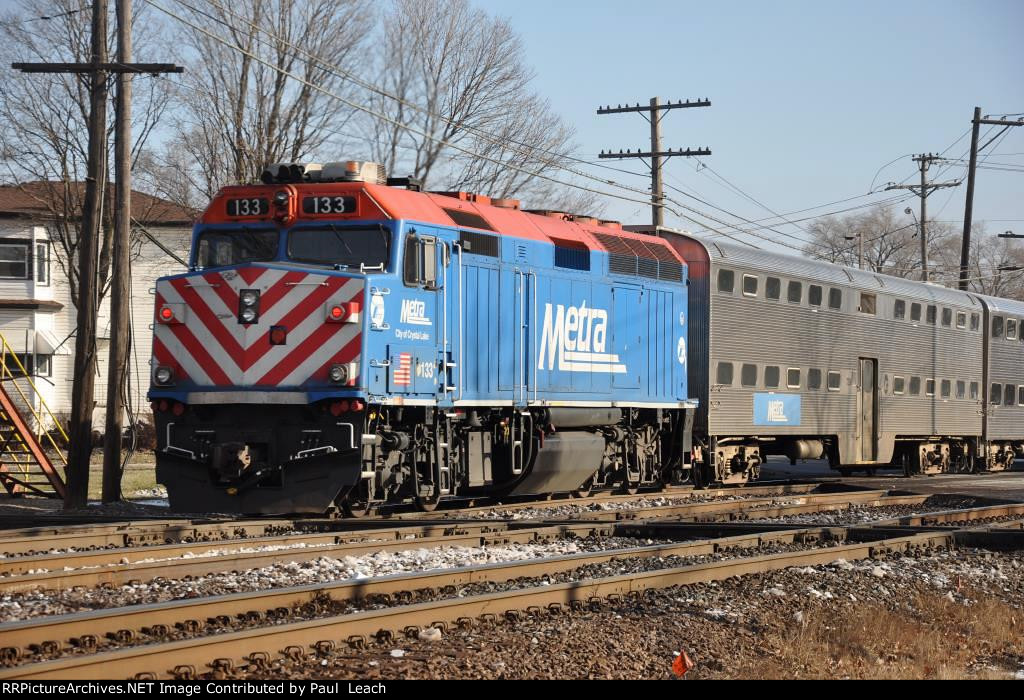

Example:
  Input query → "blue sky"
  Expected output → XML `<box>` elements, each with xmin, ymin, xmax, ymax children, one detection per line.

<box><xmin>475</xmin><ymin>0</ymin><xmax>1024</xmax><ymax>250</ymax></box>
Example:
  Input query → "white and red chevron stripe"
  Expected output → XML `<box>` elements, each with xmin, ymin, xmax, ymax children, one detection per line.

<box><xmin>153</xmin><ymin>266</ymin><xmax>363</xmax><ymax>387</ymax></box>
<box><xmin>393</xmin><ymin>352</ymin><xmax>412</xmax><ymax>386</ymax></box>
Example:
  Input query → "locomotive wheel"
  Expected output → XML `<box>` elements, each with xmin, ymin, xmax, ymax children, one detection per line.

<box><xmin>342</xmin><ymin>482</ymin><xmax>372</xmax><ymax>518</ymax></box>
<box><xmin>414</xmin><ymin>495</ymin><xmax>442</xmax><ymax>512</ymax></box>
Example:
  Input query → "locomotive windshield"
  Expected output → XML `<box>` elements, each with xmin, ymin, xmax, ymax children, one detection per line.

<box><xmin>194</xmin><ymin>228</ymin><xmax>279</xmax><ymax>269</ymax></box>
<box><xmin>287</xmin><ymin>225</ymin><xmax>390</xmax><ymax>270</ymax></box>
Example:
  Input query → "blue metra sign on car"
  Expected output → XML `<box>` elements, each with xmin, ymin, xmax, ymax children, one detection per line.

<box><xmin>753</xmin><ymin>393</ymin><xmax>801</xmax><ymax>426</ymax></box>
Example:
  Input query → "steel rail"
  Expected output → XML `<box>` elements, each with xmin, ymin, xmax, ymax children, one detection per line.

<box><xmin>0</xmin><ymin>530</ymin><xmax>958</xmax><ymax>680</ymax></box>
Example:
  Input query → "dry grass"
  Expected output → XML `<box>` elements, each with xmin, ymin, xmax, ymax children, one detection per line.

<box><xmin>736</xmin><ymin>589</ymin><xmax>1023</xmax><ymax>679</ymax></box>
<box><xmin>85</xmin><ymin>460</ymin><xmax>158</xmax><ymax>500</ymax></box>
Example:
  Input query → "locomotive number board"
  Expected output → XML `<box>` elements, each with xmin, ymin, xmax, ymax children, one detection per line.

<box><xmin>226</xmin><ymin>197</ymin><xmax>269</xmax><ymax>217</ymax></box>
<box><xmin>302</xmin><ymin>195</ymin><xmax>358</xmax><ymax>216</ymax></box>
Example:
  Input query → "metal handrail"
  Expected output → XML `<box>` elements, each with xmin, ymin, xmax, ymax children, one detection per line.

<box><xmin>0</xmin><ymin>333</ymin><xmax>69</xmax><ymax>465</ymax></box>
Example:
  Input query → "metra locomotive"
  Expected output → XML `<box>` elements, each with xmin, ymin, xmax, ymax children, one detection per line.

<box><xmin>149</xmin><ymin>161</ymin><xmax>697</xmax><ymax>514</ymax></box>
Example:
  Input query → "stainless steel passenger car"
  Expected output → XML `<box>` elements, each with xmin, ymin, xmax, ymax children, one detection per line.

<box><xmin>629</xmin><ymin>225</ymin><xmax>1019</xmax><ymax>483</ymax></box>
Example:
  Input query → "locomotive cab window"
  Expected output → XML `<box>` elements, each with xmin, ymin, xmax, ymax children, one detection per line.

<box><xmin>827</xmin><ymin>371</ymin><xmax>841</xmax><ymax>392</ymax></box>
<box><xmin>1007</xmin><ymin>319</ymin><xmax>1018</xmax><ymax>340</ymax></box>
<box><xmin>717</xmin><ymin>269</ymin><xmax>735</xmax><ymax>294</ymax></box>
<box><xmin>787</xmin><ymin>281</ymin><xmax>802</xmax><ymax>304</ymax></box>
<box><xmin>765</xmin><ymin>277</ymin><xmax>781</xmax><ymax>300</ymax></box>
<box><xmin>809</xmin><ymin>285</ymin><xmax>822</xmax><ymax>307</ymax></box>
<box><xmin>828</xmin><ymin>288</ymin><xmax>842</xmax><ymax>310</ymax></box>
<box><xmin>786</xmin><ymin>368</ymin><xmax>801</xmax><ymax>388</ymax></box>
<box><xmin>941</xmin><ymin>308</ymin><xmax>952</xmax><ymax>327</ymax></box>
<box><xmin>894</xmin><ymin>299</ymin><xmax>906</xmax><ymax>320</ymax></box>
<box><xmin>992</xmin><ymin>316</ymin><xmax>1004</xmax><ymax>338</ymax></box>
<box><xmin>742</xmin><ymin>274</ymin><xmax>759</xmax><ymax>297</ymax></box>
<box><xmin>926</xmin><ymin>305</ymin><xmax>937</xmax><ymax>325</ymax></box>
<box><xmin>893</xmin><ymin>376</ymin><xmax>906</xmax><ymax>395</ymax></box>
<box><xmin>716</xmin><ymin>362</ymin><xmax>734</xmax><ymax>386</ymax></box>
<box><xmin>991</xmin><ymin>384</ymin><xmax>1001</xmax><ymax>405</ymax></box>
<box><xmin>289</xmin><ymin>225</ymin><xmax>390</xmax><ymax>270</ymax></box>
<box><xmin>859</xmin><ymin>293</ymin><xmax>876</xmax><ymax>315</ymax></box>
<box><xmin>910</xmin><ymin>303</ymin><xmax>922</xmax><ymax>322</ymax></box>
<box><xmin>956</xmin><ymin>312</ymin><xmax>967</xmax><ymax>329</ymax></box>
<box><xmin>195</xmin><ymin>228</ymin><xmax>279</xmax><ymax>269</ymax></box>
<box><xmin>741</xmin><ymin>364</ymin><xmax>758</xmax><ymax>387</ymax></box>
<box><xmin>764</xmin><ymin>366</ymin><xmax>780</xmax><ymax>388</ymax></box>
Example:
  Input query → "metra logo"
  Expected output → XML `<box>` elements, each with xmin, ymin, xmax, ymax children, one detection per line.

<box><xmin>538</xmin><ymin>301</ymin><xmax>626</xmax><ymax>374</ymax></box>
<box><xmin>400</xmin><ymin>299</ymin><xmax>431</xmax><ymax>326</ymax></box>
<box><xmin>766</xmin><ymin>400</ymin><xmax>789</xmax><ymax>422</ymax></box>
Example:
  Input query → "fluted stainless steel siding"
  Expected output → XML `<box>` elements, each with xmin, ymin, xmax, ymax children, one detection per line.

<box><xmin>977</xmin><ymin>295</ymin><xmax>1024</xmax><ymax>441</ymax></box>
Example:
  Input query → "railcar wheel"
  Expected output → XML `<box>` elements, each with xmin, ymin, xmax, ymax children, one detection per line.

<box><xmin>342</xmin><ymin>482</ymin><xmax>372</xmax><ymax>518</ymax></box>
<box><xmin>414</xmin><ymin>495</ymin><xmax>441</xmax><ymax>512</ymax></box>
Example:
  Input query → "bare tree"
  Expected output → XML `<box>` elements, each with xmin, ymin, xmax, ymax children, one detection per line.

<box><xmin>932</xmin><ymin>225</ymin><xmax>1024</xmax><ymax>299</ymax></box>
<box><xmin>366</xmin><ymin>0</ymin><xmax>596</xmax><ymax>213</ymax></box>
<box><xmin>0</xmin><ymin>0</ymin><xmax>172</xmax><ymax>306</ymax></box>
<box><xmin>150</xmin><ymin>0</ymin><xmax>373</xmax><ymax>205</ymax></box>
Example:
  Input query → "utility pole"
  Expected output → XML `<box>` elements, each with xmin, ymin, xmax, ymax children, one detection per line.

<box><xmin>844</xmin><ymin>232</ymin><xmax>864</xmax><ymax>269</ymax></box>
<box><xmin>597</xmin><ymin>98</ymin><xmax>711</xmax><ymax>227</ymax></box>
<box><xmin>13</xmin><ymin>1</ymin><xmax>182</xmax><ymax>509</ymax></box>
<box><xmin>884</xmin><ymin>154</ymin><xmax>959</xmax><ymax>282</ymax></box>
<box><xmin>959</xmin><ymin>108</ymin><xmax>1024</xmax><ymax>290</ymax></box>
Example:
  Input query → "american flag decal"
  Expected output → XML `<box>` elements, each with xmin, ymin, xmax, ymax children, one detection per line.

<box><xmin>152</xmin><ymin>266</ymin><xmax>362</xmax><ymax>388</ymax></box>
<box><xmin>393</xmin><ymin>353</ymin><xmax>412</xmax><ymax>386</ymax></box>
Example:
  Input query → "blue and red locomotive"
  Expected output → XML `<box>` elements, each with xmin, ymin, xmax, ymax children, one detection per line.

<box><xmin>149</xmin><ymin>161</ymin><xmax>698</xmax><ymax>514</ymax></box>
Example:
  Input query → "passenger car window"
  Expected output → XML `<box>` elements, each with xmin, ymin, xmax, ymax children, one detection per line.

<box><xmin>893</xmin><ymin>376</ymin><xmax>905</xmax><ymax>395</ymax></box>
<box><xmin>766</xmin><ymin>277</ymin><xmax>781</xmax><ymax>300</ymax></box>
<box><xmin>991</xmin><ymin>383</ymin><xmax>1001</xmax><ymax>405</ymax></box>
<box><xmin>859</xmin><ymin>293</ymin><xmax>876</xmax><ymax>315</ymax></box>
<box><xmin>992</xmin><ymin>316</ymin><xmax>1004</xmax><ymax>337</ymax></box>
<box><xmin>828</xmin><ymin>288</ymin><xmax>842</xmax><ymax>310</ymax></box>
<box><xmin>909</xmin><ymin>377</ymin><xmax>921</xmax><ymax>395</ymax></box>
<box><xmin>808</xmin><ymin>368</ymin><xmax>822</xmax><ymax>389</ymax></box>
<box><xmin>716</xmin><ymin>362</ymin><xmax>734</xmax><ymax>385</ymax></box>
<box><xmin>970</xmin><ymin>313</ymin><xmax>980</xmax><ymax>331</ymax></box>
<box><xmin>956</xmin><ymin>312</ymin><xmax>967</xmax><ymax>329</ymax></box>
<box><xmin>1019</xmin><ymin>386</ymin><xmax>1024</xmax><ymax>406</ymax></box>
<box><xmin>1006</xmin><ymin>385</ymin><xmax>1016</xmax><ymax>406</ymax></box>
<box><xmin>787</xmin><ymin>368</ymin><xmax>801</xmax><ymax>388</ymax></box>
<box><xmin>941</xmin><ymin>379</ymin><xmax>951</xmax><ymax>398</ymax></box>
<box><xmin>925</xmin><ymin>379</ymin><xmax>935</xmax><ymax>396</ymax></box>
<box><xmin>894</xmin><ymin>299</ymin><xmax>906</xmax><ymax>320</ymax></box>
<box><xmin>956</xmin><ymin>381</ymin><xmax>965</xmax><ymax>399</ymax></box>
<box><xmin>911</xmin><ymin>303</ymin><xmax>922</xmax><ymax>322</ymax></box>
<box><xmin>787</xmin><ymin>281</ymin><xmax>802</xmax><ymax>304</ymax></box>
<box><xmin>970</xmin><ymin>382</ymin><xmax>979</xmax><ymax>400</ymax></box>
<box><xmin>717</xmin><ymin>269</ymin><xmax>735</xmax><ymax>294</ymax></box>
<box><xmin>809</xmin><ymin>285</ymin><xmax>822</xmax><ymax>307</ymax></box>
<box><xmin>926</xmin><ymin>305</ymin><xmax>937</xmax><ymax>325</ymax></box>
<box><xmin>827</xmin><ymin>371</ymin><xmax>841</xmax><ymax>391</ymax></box>
<box><xmin>741</xmin><ymin>363</ymin><xmax>758</xmax><ymax>387</ymax></box>
<box><xmin>1007</xmin><ymin>319</ymin><xmax>1018</xmax><ymax>340</ymax></box>
<box><xmin>764</xmin><ymin>366</ymin><xmax>780</xmax><ymax>388</ymax></box>
<box><xmin>941</xmin><ymin>308</ymin><xmax>952</xmax><ymax>327</ymax></box>
<box><xmin>742</xmin><ymin>275</ymin><xmax>759</xmax><ymax>297</ymax></box>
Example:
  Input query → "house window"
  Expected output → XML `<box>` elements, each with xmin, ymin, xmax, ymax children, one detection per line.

<box><xmin>765</xmin><ymin>277</ymin><xmax>781</xmax><ymax>300</ymax></box>
<box><xmin>827</xmin><ymin>371</ymin><xmax>841</xmax><ymax>392</ymax></box>
<box><xmin>859</xmin><ymin>293</ymin><xmax>876</xmax><ymax>315</ymax></box>
<box><xmin>893</xmin><ymin>376</ymin><xmax>906</xmax><ymax>395</ymax></box>
<box><xmin>718</xmin><ymin>269</ymin><xmax>735</xmax><ymax>294</ymax></box>
<box><xmin>4</xmin><ymin>353</ymin><xmax>52</xmax><ymax>377</ymax></box>
<box><xmin>764</xmin><ymin>366</ymin><xmax>780</xmax><ymax>388</ymax></box>
<box><xmin>35</xmin><ymin>243</ymin><xmax>50</xmax><ymax>286</ymax></box>
<box><xmin>828</xmin><ymin>288</ymin><xmax>842</xmax><ymax>310</ymax></box>
<box><xmin>0</xmin><ymin>241</ymin><xmax>30</xmax><ymax>279</ymax></box>
<box><xmin>894</xmin><ymin>299</ymin><xmax>906</xmax><ymax>320</ymax></box>
<box><xmin>787</xmin><ymin>281</ymin><xmax>802</xmax><ymax>304</ymax></box>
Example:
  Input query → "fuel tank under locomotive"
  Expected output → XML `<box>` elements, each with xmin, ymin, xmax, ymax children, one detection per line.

<box><xmin>154</xmin><ymin>401</ymin><xmax>363</xmax><ymax>514</ymax></box>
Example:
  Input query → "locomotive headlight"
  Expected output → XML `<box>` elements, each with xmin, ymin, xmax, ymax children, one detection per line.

<box><xmin>238</xmin><ymin>288</ymin><xmax>260</xmax><ymax>324</ymax></box>
<box><xmin>154</xmin><ymin>366</ymin><xmax>174</xmax><ymax>385</ymax></box>
<box><xmin>240</xmin><ymin>307</ymin><xmax>257</xmax><ymax>323</ymax></box>
<box><xmin>240</xmin><ymin>290</ymin><xmax>259</xmax><ymax>306</ymax></box>
<box><xmin>329</xmin><ymin>364</ymin><xmax>348</xmax><ymax>383</ymax></box>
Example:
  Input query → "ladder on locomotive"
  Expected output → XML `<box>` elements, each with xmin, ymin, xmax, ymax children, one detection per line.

<box><xmin>0</xmin><ymin>333</ymin><xmax>68</xmax><ymax>499</ymax></box>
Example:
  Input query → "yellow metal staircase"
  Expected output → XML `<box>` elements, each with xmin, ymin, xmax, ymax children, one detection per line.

<box><xmin>0</xmin><ymin>333</ymin><xmax>68</xmax><ymax>499</ymax></box>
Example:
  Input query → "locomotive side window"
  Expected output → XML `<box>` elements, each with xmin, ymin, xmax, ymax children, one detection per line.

<box><xmin>970</xmin><ymin>382</ymin><xmax>979</xmax><ymax>400</ymax></box>
<box><xmin>941</xmin><ymin>308</ymin><xmax>952</xmax><ymax>327</ymax></box>
<box><xmin>828</xmin><ymin>288</ymin><xmax>842</xmax><ymax>310</ymax></box>
<box><xmin>808</xmin><ymin>285</ymin><xmax>822</xmax><ymax>307</ymax></box>
<box><xmin>808</xmin><ymin>368</ymin><xmax>822</xmax><ymax>390</ymax></box>
<box><xmin>941</xmin><ymin>379</ymin><xmax>951</xmax><ymax>398</ymax></box>
<box><xmin>786</xmin><ymin>368</ymin><xmax>801</xmax><ymax>388</ymax></box>
<box><xmin>1006</xmin><ymin>384</ymin><xmax>1017</xmax><ymax>406</ymax></box>
<box><xmin>894</xmin><ymin>299</ymin><xmax>906</xmax><ymax>320</ymax></box>
<box><xmin>893</xmin><ymin>376</ymin><xmax>906</xmax><ymax>395</ymax></box>
<box><xmin>910</xmin><ymin>303</ymin><xmax>922</xmax><ymax>322</ymax></box>
<box><xmin>402</xmin><ymin>234</ymin><xmax>437</xmax><ymax>288</ymax></box>
<box><xmin>956</xmin><ymin>380</ymin><xmax>966</xmax><ymax>399</ymax></box>
<box><xmin>909</xmin><ymin>377</ymin><xmax>921</xmax><ymax>395</ymax></box>
<box><xmin>195</xmin><ymin>228</ymin><xmax>279</xmax><ymax>269</ymax></box>
<box><xmin>1007</xmin><ymin>319</ymin><xmax>1018</xmax><ymax>340</ymax></box>
<box><xmin>970</xmin><ymin>313</ymin><xmax>980</xmax><ymax>331</ymax></box>
<box><xmin>956</xmin><ymin>312</ymin><xmax>967</xmax><ymax>329</ymax></box>
<box><xmin>716</xmin><ymin>362</ymin><xmax>734</xmax><ymax>386</ymax></box>
<box><xmin>925</xmin><ymin>379</ymin><xmax>935</xmax><ymax>396</ymax></box>
<box><xmin>827</xmin><ymin>371</ymin><xmax>841</xmax><ymax>391</ymax></box>
<box><xmin>991</xmin><ymin>384</ymin><xmax>1001</xmax><ymax>405</ymax></box>
<box><xmin>717</xmin><ymin>270</ymin><xmax>735</xmax><ymax>294</ymax></box>
<box><xmin>859</xmin><ymin>293</ymin><xmax>876</xmax><ymax>315</ymax></box>
<box><xmin>741</xmin><ymin>363</ymin><xmax>758</xmax><ymax>386</ymax></box>
<box><xmin>787</xmin><ymin>281</ymin><xmax>802</xmax><ymax>304</ymax></box>
<box><xmin>992</xmin><ymin>316</ymin><xmax>1004</xmax><ymax>338</ymax></box>
<box><xmin>765</xmin><ymin>277</ymin><xmax>781</xmax><ymax>300</ymax></box>
<box><xmin>926</xmin><ymin>305</ymin><xmax>937</xmax><ymax>325</ymax></box>
<box><xmin>742</xmin><ymin>275</ymin><xmax>759</xmax><ymax>297</ymax></box>
<box><xmin>764</xmin><ymin>366</ymin><xmax>780</xmax><ymax>388</ymax></box>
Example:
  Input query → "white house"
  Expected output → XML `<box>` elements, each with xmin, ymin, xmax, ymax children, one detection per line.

<box><xmin>0</xmin><ymin>182</ymin><xmax>193</xmax><ymax>429</ymax></box>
